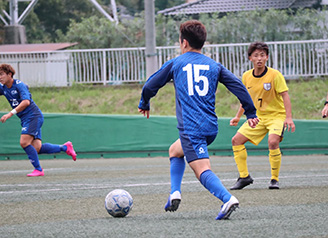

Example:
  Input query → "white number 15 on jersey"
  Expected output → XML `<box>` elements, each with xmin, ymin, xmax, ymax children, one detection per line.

<box><xmin>183</xmin><ymin>63</ymin><xmax>209</xmax><ymax>96</ymax></box>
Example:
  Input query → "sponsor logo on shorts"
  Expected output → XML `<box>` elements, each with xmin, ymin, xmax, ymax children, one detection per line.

<box><xmin>199</xmin><ymin>147</ymin><xmax>205</xmax><ymax>154</ymax></box>
<box><xmin>22</xmin><ymin>127</ymin><xmax>27</xmax><ymax>132</ymax></box>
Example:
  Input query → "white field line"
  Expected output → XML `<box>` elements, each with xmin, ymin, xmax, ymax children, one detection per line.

<box><xmin>0</xmin><ymin>174</ymin><xmax>327</xmax><ymax>195</ymax></box>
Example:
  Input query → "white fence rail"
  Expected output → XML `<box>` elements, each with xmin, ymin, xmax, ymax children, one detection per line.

<box><xmin>0</xmin><ymin>39</ymin><xmax>327</xmax><ymax>87</ymax></box>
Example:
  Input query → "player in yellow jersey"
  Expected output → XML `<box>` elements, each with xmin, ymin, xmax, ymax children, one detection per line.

<box><xmin>229</xmin><ymin>41</ymin><xmax>295</xmax><ymax>190</ymax></box>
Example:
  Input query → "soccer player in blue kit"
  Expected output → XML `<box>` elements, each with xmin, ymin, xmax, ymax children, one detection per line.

<box><xmin>0</xmin><ymin>64</ymin><xmax>77</xmax><ymax>177</ymax></box>
<box><xmin>138</xmin><ymin>20</ymin><xmax>259</xmax><ymax>220</ymax></box>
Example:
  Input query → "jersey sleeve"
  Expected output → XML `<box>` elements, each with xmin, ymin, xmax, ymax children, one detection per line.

<box><xmin>16</xmin><ymin>81</ymin><xmax>31</xmax><ymax>101</ymax></box>
<box><xmin>218</xmin><ymin>65</ymin><xmax>257</xmax><ymax>119</ymax></box>
<box><xmin>241</xmin><ymin>72</ymin><xmax>247</xmax><ymax>86</ymax></box>
<box><xmin>274</xmin><ymin>72</ymin><xmax>288</xmax><ymax>94</ymax></box>
<box><xmin>138</xmin><ymin>60</ymin><xmax>174</xmax><ymax>110</ymax></box>
<box><xmin>0</xmin><ymin>86</ymin><xmax>3</xmax><ymax>95</ymax></box>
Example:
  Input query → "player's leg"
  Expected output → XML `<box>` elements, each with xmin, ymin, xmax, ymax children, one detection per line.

<box><xmin>20</xmin><ymin>116</ymin><xmax>44</xmax><ymax>176</ymax></box>
<box><xmin>165</xmin><ymin>139</ymin><xmax>185</xmax><ymax>212</ymax></box>
<box><xmin>230</xmin><ymin>121</ymin><xmax>267</xmax><ymax>190</ymax></box>
<box><xmin>231</xmin><ymin>132</ymin><xmax>249</xmax><ymax>177</ymax></box>
<box><xmin>39</xmin><ymin>143</ymin><xmax>65</xmax><ymax>154</ymax></box>
<box><xmin>189</xmin><ymin>160</ymin><xmax>239</xmax><ymax>220</ymax></box>
<box><xmin>20</xmin><ymin>134</ymin><xmax>44</xmax><ymax>176</ymax></box>
<box><xmin>39</xmin><ymin>141</ymin><xmax>77</xmax><ymax>161</ymax></box>
<box><xmin>186</xmin><ymin>134</ymin><xmax>239</xmax><ymax>220</ymax></box>
<box><xmin>267</xmin><ymin>119</ymin><xmax>285</xmax><ymax>189</ymax></box>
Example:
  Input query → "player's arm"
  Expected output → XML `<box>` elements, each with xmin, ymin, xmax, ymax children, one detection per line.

<box><xmin>230</xmin><ymin>104</ymin><xmax>245</xmax><ymax>126</ymax></box>
<box><xmin>138</xmin><ymin>61</ymin><xmax>173</xmax><ymax>118</ymax></box>
<box><xmin>280</xmin><ymin>91</ymin><xmax>295</xmax><ymax>132</ymax></box>
<box><xmin>219</xmin><ymin>65</ymin><xmax>258</xmax><ymax>128</ymax></box>
<box><xmin>0</xmin><ymin>99</ymin><xmax>30</xmax><ymax>123</ymax></box>
<box><xmin>230</xmin><ymin>105</ymin><xmax>258</xmax><ymax>128</ymax></box>
<box><xmin>321</xmin><ymin>92</ymin><xmax>328</xmax><ymax>118</ymax></box>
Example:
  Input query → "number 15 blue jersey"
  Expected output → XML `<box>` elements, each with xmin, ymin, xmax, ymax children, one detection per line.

<box><xmin>139</xmin><ymin>51</ymin><xmax>257</xmax><ymax>136</ymax></box>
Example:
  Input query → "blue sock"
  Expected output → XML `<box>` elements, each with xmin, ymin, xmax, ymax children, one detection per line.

<box><xmin>23</xmin><ymin>145</ymin><xmax>42</xmax><ymax>171</ymax></box>
<box><xmin>200</xmin><ymin>170</ymin><xmax>231</xmax><ymax>203</ymax></box>
<box><xmin>170</xmin><ymin>157</ymin><xmax>186</xmax><ymax>194</ymax></box>
<box><xmin>39</xmin><ymin>143</ymin><xmax>66</xmax><ymax>154</ymax></box>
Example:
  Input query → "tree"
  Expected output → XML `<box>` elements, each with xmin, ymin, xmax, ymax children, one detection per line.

<box><xmin>31</xmin><ymin>0</ymin><xmax>98</xmax><ymax>42</ymax></box>
<box><xmin>57</xmin><ymin>14</ymin><xmax>145</xmax><ymax>48</ymax></box>
<box><xmin>2</xmin><ymin>0</ymin><xmax>326</xmax><ymax>46</ymax></box>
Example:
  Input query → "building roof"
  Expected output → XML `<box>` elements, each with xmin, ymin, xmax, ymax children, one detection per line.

<box><xmin>0</xmin><ymin>42</ymin><xmax>78</xmax><ymax>53</ymax></box>
<box><xmin>158</xmin><ymin>0</ymin><xmax>320</xmax><ymax>15</ymax></box>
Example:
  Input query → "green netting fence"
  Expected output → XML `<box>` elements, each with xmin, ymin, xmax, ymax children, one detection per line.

<box><xmin>0</xmin><ymin>113</ymin><xmax>327</xmax><ymax>160</ymax></box>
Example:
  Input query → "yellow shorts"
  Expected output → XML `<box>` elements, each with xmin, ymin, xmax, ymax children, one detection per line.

<box><xmin>238</xmin><ymin>117</ymin><xmax>285</xmax><ymax>145</ymax></box>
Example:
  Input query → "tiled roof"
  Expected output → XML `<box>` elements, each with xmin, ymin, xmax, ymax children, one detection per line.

<box><xmin>0</xmin><ymin>43</ymin><xmax>78</xmax><ymax>53</ymax></box>
<box><xmin>158</xmin><ymin>0</ymin><xmax>320</xmax><ymax>15</ymax></box>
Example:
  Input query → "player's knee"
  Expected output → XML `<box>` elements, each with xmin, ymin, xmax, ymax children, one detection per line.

<box><xmin>169</xmin><ymin>143</ymin><xmax>183</xmax><ymax>158</ymax></box>
<box><xmin>268</xmin><ymin>139</ymin><xmax>280</xmax><ymax>149</ymax></box>
<box><xmin>232</xmin><ymin>133</ymin><xmax>248</xmax><ymax>146</ymax></box>
<box><xmin>168</xmin><ymin>144</ymin><xmax>177</xmax><ymax>157</ymax></box>
<box><xmin>20</xmin><ymin>140</ymin><xmax>30</xmax><ymax>148</ymax></box>
<box><xmin>231</xmin><ymin>135</ymin><xmax>240</xmax><ymax>146</ymax></box>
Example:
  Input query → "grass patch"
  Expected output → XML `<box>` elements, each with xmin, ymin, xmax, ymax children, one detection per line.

<box><xmin>0</xmin><ymin>79</ymin><xmax>327</xmax><ymax>119</ymax></box>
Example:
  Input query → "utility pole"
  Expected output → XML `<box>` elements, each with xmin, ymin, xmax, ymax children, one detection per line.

<box><xmin>144</xmin><ymin>0</ymin><xmax>158</xmax><ymax>79</ymax></box>
<box><xmin>0</xmin><ymin>0</ymin><xmax>118</xmax><ymax>44</ymax></box>
<box><xmin>0</xmin><ymin>0</ymin><xmax>38</xmax><ymax>44</ymax></box>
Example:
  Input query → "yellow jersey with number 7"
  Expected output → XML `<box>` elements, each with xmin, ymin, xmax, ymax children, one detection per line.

<box><xmin>242</xmin><ymin>67</ymin><xmax>288</xmax><ymax>120</ymax></box>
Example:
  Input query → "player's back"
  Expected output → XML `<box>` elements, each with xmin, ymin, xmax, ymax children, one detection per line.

<box><xmin>171</xmin><ymin>52</ymin><xmax>220</xmax><ymax>136</ymax></box>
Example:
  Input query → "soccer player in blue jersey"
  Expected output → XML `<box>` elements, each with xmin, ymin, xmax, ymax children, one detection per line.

<box><xmin>138</xmin><ymin>20</ymin><xmax>259</xmax><ymax>220</ymax></box>
<box><xmin>0</xmin><ymin>64</ymin><xmax>77</xmax><ymax>177</ymax></box>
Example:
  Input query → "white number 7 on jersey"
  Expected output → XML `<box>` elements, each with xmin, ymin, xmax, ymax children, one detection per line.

<box><xmin>183</xmin><ymin>63</ymin><xmax>209</xmax><ymax>96</ymax></box>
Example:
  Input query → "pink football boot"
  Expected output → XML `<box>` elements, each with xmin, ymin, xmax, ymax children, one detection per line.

<box><xmin>64</xmin><ymin>141</ymin><xmax>77</xmax><ymax>161</ymax></box>
<box><xmin>27</xmin><ymin>169</ymin><xmax>44</xmax><ymax>177</ymax></box>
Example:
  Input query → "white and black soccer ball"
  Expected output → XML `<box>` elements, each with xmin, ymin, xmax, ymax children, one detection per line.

<box><xmin>105</xmin><ymin>189</ymin><xmax>133</xmax><ymax>217</ymax></box>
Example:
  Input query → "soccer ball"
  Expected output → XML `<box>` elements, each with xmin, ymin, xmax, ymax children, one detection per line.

<box><xmin>105</xmin><ymin>189</ymin><xmax>133</xmax><ymax>217</ymax></box>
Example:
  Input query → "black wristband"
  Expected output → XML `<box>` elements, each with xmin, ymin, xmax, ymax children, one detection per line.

<box><xmin>325</xmin><ymin>101</ymin><xmax>328</xmax><ymax>106</ymax></box>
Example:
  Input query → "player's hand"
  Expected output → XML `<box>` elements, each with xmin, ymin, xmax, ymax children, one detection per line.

<box><xmin>284</xmin><ymin>118</ymin><xmax>295</xmax><ymax>132</ymax></box>
<box><xmin>0</xmin><ymin>112</ymin><xmax>13</xmax><ymax>123</ymax></box>
<box><xmin>230</xmin><ymin>117</ymin><xmax>240</xmax><ymax>126</ymax></box>
<box><xmin>138</xmin><ymin>108</ymin><xmax>150</xmax><ymax>119</ymax></box>
<box><xmin>247</xmin><ymin>118</ymin><xmax>259</xmax><ymax>128</ymax></box>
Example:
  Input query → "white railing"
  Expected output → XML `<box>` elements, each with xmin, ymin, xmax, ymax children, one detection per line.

<box><xmin>0</xmin><ymin>39</ymin><xmax>327</xmax><ymax>87</ymax></box>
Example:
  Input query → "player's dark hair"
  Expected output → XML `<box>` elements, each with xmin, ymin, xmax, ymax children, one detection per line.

<box><xmin>248</xmin><ymin>41</ymin><xmax>269</xmax><ymax>57</ymax></box>
<box><xmin>180</xmin><ymin>20</ymin><xmax>207</xmax><ymax>50</ymax></box>
<box><xmin>0</xmin><ymin>64</ymin><xmax>15</xmax><ymax>77</ymax></box>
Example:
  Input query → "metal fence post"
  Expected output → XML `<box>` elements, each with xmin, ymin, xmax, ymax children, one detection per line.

<box><xmin>102</xmin><ymin>50</ymin><xmax>107</xmax><ymax>85</ymax></box>
<box><xmin>273</xmin><ymin>42</ymin><xmax>278</xmax><ymax>70</ymax></box>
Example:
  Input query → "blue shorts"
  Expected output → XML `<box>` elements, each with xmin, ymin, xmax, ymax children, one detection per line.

<box><xmin>179</xmin><ymin>132</ymin><xmax>217</xmax><ymax>163</ymax></box>
<box><xmin>21</xmin><ymin>116</ymin><xmax>44</xmax><ymax>140</ymax></box>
